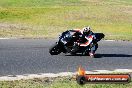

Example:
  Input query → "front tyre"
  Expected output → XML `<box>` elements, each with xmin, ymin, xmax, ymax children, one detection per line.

<box><xmin>49</xmin><ymin>43</ymin><xmax>61</xmax><ymax>55</ymax></box>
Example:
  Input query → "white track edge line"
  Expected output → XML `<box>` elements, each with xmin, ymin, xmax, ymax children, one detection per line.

<box><xmin>0</xmin><ymin>69</ymin><xmax>132</xmax><ymax>81</ymax></box>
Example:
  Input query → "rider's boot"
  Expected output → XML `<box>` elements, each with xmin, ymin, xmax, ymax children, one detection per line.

<box><xmin>89</xmin><ymin>52</ymin><xmax>95</xmax><ymax>58</ymax></box>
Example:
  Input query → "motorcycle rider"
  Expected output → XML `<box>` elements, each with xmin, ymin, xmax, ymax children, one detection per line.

<box><xmin>72</xmin><ymin>26</ymin><xmax>98</xmax><ymax>58</ymax></box>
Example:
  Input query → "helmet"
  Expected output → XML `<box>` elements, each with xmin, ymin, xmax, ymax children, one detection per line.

<box><xmin>83</xmin><ymin>26</ymin><xmax>91</xmax><ymax>35</ymax></box>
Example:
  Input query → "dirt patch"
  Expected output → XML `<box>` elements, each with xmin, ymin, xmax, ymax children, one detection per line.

<box><xmin>0</xmin><ymin>22</ymin><xmax>32</xmax><ymax>30</ymax></box>
<box><xmin>123</xmin><ymin>6</ymin><xmax>132</xmax><ymax>14</ymax></box>
<box><xmin>81</xmin><ymin>0</ymin><xmax>103</xmax><ymax>3</ymax></box>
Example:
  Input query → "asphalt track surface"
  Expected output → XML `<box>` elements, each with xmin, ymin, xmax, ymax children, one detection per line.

<box><xmin>0</xmin><ymin>39</ymin><xmax>132</xmax><ymax>76</ymax></box>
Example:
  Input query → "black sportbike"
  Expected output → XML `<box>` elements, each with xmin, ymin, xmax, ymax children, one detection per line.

<box><xmin>49</xmin><ymin>30</ymin><xmax>105</xmax><ymax>56</ymax></box>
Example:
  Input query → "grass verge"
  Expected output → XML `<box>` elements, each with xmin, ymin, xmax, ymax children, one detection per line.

<box><xmin>0</xmin><ymin>0</ymin><xmax>132</xmax><ymax>40</ymax></box>
<box><xmin>0</xmin><ymin>77</ymin><xmax>132</xmax><ymax>88</ymax></box>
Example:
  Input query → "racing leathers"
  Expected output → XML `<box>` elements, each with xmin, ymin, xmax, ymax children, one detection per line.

<box><xmin>72</xmin><ymin>29</ymin><xmax>98</xmax><ymax>57</ymax></box>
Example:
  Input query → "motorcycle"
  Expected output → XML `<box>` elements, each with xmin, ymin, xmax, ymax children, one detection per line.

<box><xmin>49</xmin><ymin>30</ymin><xmax>105</xmax><ymax>56</ymax></box>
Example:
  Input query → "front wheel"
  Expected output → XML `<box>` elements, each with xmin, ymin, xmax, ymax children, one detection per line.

<box><xmin>49</xmin><ymin>43</ymin><xmax>61</xmax><ymax>55</ymax></box>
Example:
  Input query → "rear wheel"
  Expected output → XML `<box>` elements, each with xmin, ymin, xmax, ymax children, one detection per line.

<box><xmin>49</xmin><ymin>43</ymin><xmax>61</xmax><ymax>55</ymax></box>
<box><xmin>83</xmin><ymin>50</ymin><xmax>90</xmax><ymax>56</ymax></box>
<box><xmin>70</xmin><ymin>52</ymin><xmax>76</xmax><ymax>55</ymax></box>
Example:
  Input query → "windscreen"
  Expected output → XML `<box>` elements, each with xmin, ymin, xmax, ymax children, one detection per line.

<box><xmin>60</xmin><ymin>30</ymin><xmax>75</xmax><ymax>44</ymax></box>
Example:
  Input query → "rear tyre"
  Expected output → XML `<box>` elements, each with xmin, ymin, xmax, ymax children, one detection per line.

<box><xmin>70</xmin><ymin>52</ymin><xmax>76</xmax><ymax>55</ymax></box>
<box><xmin>49</xmin><ymin>43</ymin><xmax>61</xmax><ymax>55</ymax></box>
<box><xmin>83</xmin><ymin>51</ymin><xmax>90</xmax><ymax>56</ymax></box>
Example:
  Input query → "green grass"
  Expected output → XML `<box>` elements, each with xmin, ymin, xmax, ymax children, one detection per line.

<box><xmin>0</xmin><ymin>0</ymin><xmax>80</xmax><ymax>7</ymax></box>
<box><xmin>0</xmin><ymin>77</ymin><xmax>132</xmax><ymax>88</ymax></box>
<box><xmin>0</xmin><ymin>0</ymin><xmax>132</xmax><ymax>40</ymax></box>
